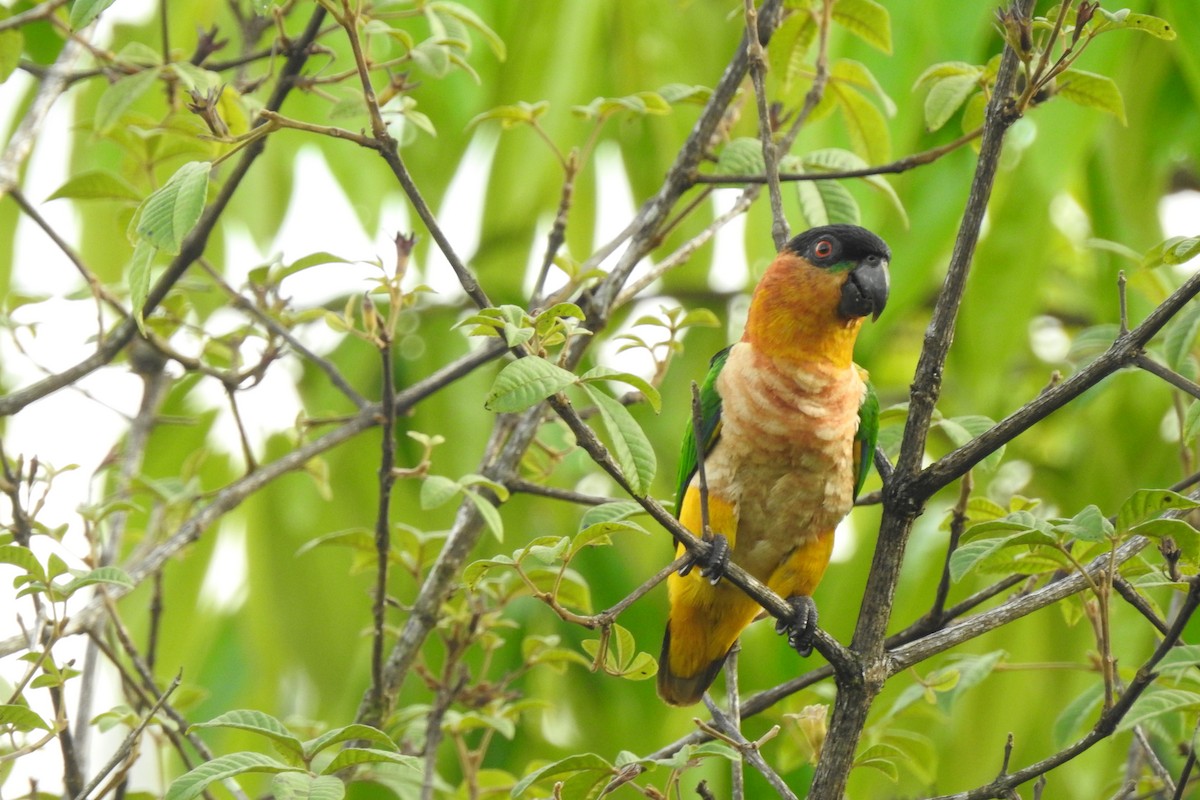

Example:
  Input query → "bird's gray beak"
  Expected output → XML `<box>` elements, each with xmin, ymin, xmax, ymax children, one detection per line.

<box><xmin>838</xmin><ymin>255</ymin><xmax>890</xmax><ymax>321</ymax></box>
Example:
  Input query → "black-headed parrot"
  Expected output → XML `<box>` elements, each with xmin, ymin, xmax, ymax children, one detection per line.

<box><xmin>657</xmin><ymin>224</ymin><xmax>890</xmax><ymax>706</ymax></box>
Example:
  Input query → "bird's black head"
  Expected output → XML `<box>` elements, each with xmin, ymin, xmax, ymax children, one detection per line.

<box><xmin>784</xmin><ymin>224</ymin><xmax>891</xmax><ymax>321</ymax></box>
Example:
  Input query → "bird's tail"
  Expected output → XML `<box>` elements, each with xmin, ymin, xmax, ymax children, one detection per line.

<box><xmin>656</xmin><ymin>584</ymin><xmax>760</xmax><ymax>706</ymax></box>
<box><xmin>656</xmin><ymin>622</ymin><xmax>729</xmax><ymax>706</ymax></box>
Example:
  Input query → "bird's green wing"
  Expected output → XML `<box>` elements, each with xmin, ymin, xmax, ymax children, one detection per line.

<box><xmin>854</xmin><ymin>380</ymin><xmax>880</xmax><ymax>500</ymax></box>
<box><xmin>675</xmin><ymin>346</ymin><xmax>731</xmax><ymax>518</ymax></box>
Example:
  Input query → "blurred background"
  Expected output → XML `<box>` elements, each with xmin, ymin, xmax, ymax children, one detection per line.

<box><xmin>2</xmin><ymin>1</ymin><xmax>1200</xmax><ymax>797</ymax></box>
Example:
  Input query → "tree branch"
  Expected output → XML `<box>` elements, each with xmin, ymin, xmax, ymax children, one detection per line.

<box><xmin>809</xmin><ymin>2</ymin><xmax>1034</xmax><ymax>795</ymax></box>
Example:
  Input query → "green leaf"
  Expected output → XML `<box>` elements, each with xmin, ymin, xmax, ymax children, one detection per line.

<box><xmin>938</xmin><ymin>415</ymin><xmax>1003</xmax><ymax>470</ymax></box>
<box><xmin>132</xmin><ymin>161</ymin><xmax>212</xmax><ymax>254</ymax></box>
<box><xmin>1118</xmin><ymin>688</ymin><xmax>1200</xmax><ymax>733</ymax></box>
<box><xmin>1184</xmin><ymin>402</ymin><xmax>1200</xmax><ymax>446</ymax></box>
<box><xmin>0</xmin><ymin>26</ymin><xmax>20</xmax><ymax>84</ymax></box>
<box><xmin>1167</xmin><ymin>237</ymin><xmax>1200</xmax><ymax>265</ymax></box>
<box><xmin>801</xmin><ymin>148</ymin><xmax>908</xmax><ymax>225</ymax></box>
<box><xmin>913</xmin><ymin>61</ymin><xmax>982</xmax><ymax>90</ymax></box>
<box><xmin>1098</xmin><ymin>12</ymin><xmax>1176</xmax><ymax>40</ymax></box>
<box><xmin>1158</xmin><ymin>644</ymin><xmax>1200</xmax><ymax>675</ymax></box>
<box><xmin>165</xmin><ymin>753</ymin><xmax>303</xmax><ymax>800</ymax></box>
<box><xmin>770</xmin><ymin>10</ymin><xmax>818</xmax><ymax>95</ymax></box>
<box><xmin>1054</xmin><ymin>505</ymin><xmax>1113</xmax><ymax>543</ymax></box>
<box><xmin>411</xmin><ymin>39</ymin><xmax>451</xmax><ymax>77</ymax></box>
<box><xmin>829</xmin><ymin>81</ymin><xmax>890</xmax><ymax>163</ymax></box>
<box><xmin>715</xmin><ymin>138</ymin><xmax>766</xmax><ymax>175</ymax></box>
<box><xmin>303</xmin><ymin>724</ymin><xmax>398</xmax><ymax>759</ymax></box>
<box><xmin>832</xmin><ymin>0</ymin><xmax>891</xmax><ymax>53</ymax></box>
<box><xmin>571</xmin><ymin>92</ymin><xmax>671</xmax><ymax>120</ymax></box>
<box><xmin>1116</xmin><ymin>489</ymin><xmax>1200</xmax><ymax>534</ymax></box>
<box><xmin>0</xmin><ymin>704</ymin><xmax>52</xmax><ymax>732</ymax></box>
<box><xmin>467</xmin><ymin>100</ymin><xmax>549</xmax><ymax>130</ymax></box>
<box><xmin>950</xmin><ymin>527</ymin><xmax>1056</xmax><ymax>582</ymax></box>
<box><xmin>657</xmin><ymin>83</ymin><xmax>712</xmax><ymax>105</ymax></box>
<box><xmin>1056</xmin><ymin>69</ymin><xmax>1126</xmax><ymax>125</ymax></box>
<box><xmin>61</xmin><ymin>566</ymin><xmax>135</xmax><ymax>595</ymax></box>
<box><xmin>46</xmin><ymin>171</ymin><xmax>143</xmax><ymax>203</ymax></box>
<box><xmin>570</xmin><ymin>520</ymin><xmax>650</xmax><ymax>559</ymax></box>
<box><xmin>485</xmin><ymin>357</ymin><xmax>577</xmax><ymax>413</ymax></box>
<box><xmin>578</xmin><ymin>366</ymin><xmax>662</xmax><ymax>412</ymax></box>
<box><xmin>854</xmin><ymin>743</ymin><xmax>901</xmax><ymax>781</ymax></box>
<box><xmin>510</xmin><ymin>753</ymin><xmax>613</xmax><ymax>798</ymax></box>
<box><xmin>272</xmin><ymin>773</ymin><xmax>345</xmax><ymax>800</ymax></box>
<box><xmin>581</xmin><ymin>384</ymin><xmax>656</xmax><ymax>496</ymax></box>
<box><xmin>616</xmin><ymin>650</ymin><xmax>657</xmax><ymax>681</ymax></box>
<box><xmin>114</xmin><ymin>41</ymin><xmax>161</xmax><ymax>65</ymax></box>
<box><xmin>1130</xmin><ymin>518</ymin><xmax>1200</xmax><ymax>563</ymax></box>
<box><xmin>430</xmin><ymin>1</ymin><xmax>507</xmax><ymax>59</ymax></box>
<box><xmin>0</xmin><ymin>544</ymin><xmax>47</xmax><ymax>583</ymax></box>
<box><xmin>934</xmin><ymin>651</ymin><xmax>1005</xmax><ymax>714</ymax></box>
<box><xmin>463</xmin><ymin>488</ymin><xmax>504</xmax><ymax>541</ymax></box>
<box><xmin>797</xmin><ymin>178</ymin><xmax>859</xmax><ymax>228</ymax></box>
<box><xmin>961</xmin><ymin>91</ymin><xmax>986</xmax><ymax>139</ymax></box>
<box><xmin>1163</xmin><ymin>303</ymin><xmax>1200</xmax><ymax>372</ymax></box>
<box><xmin>1052</xmin><ymin>683</ymin><xmax>1105</xmax><ymax>748</ymax></box>
<box><xmin>830</xmin><ymin>59</ymin><xmax>896</xmax><ymax>117</ymax></box>
<box><xmin>95</xmin><ymin>68</ymin><xmax>160</xmax><ymax>134</ymax></box>
<box><xmin>462</xmin><ymin>555</ymin><xmax>515</xmax><ymax>587</ymax></box>
<box><xmin>70</xmin><ymin>0</ymin><xmax>117</xmax><ymax>29</ymax></box>
<box><xmin>419</xmin><ymin>475</ymin><xmax>460</xmax><ymax>510</ymax></box>
<box><xmin>923</xmin><ymin>72</ymin><xmax>980</xmax><ymax>132</ymax></box>
<box><xmin>578</xmin><ymin>500</ymin><xmax>644</xmax><ymax>530</ymax></box>
<box><xmin>321</xmin><ymin>748</ymin><xmax>420</xmax><ymax>775</ymax></box>
<box><xmin>127</xmin><ymin>240</ymin><xmax>155</xmax><ymax>329</ymax></box>
<box><xmin>190</xmin><ymin>709</ymin><xmax>304</xmax><ymax>763</ymax></box>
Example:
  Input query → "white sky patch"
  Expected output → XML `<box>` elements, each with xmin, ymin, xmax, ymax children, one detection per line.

<box><xmin>1028</xmin><ymin>314</ymin><xmax>1071</xmax><ymax>363</ymax></box>
<box><xmin>1160</xmin><ymin>190</ymin><xmax>1200</xmax><ymax>276</ymax></box>
<box><xmin>423</xmin><ymin>130</ymin><xmax>498</xmax><ymax>300</ymax></box>
<box><xmin>522</xmin><ymin>211</ymin><xmax>558</xmax><ymax>299</ymax></box>
<box><xmin>709</xmin><ymin>188</ymin><xmax>750</xmax><ymax>292</ymax></box>
<box><xmin>1050</xmin><ymin>192</ymin><xmax>1090</xmax><ymax>243</ymax></box>
<box><xmin>593</xmin><ymin>297</ymin><xmax>676</xmax><ymax>384</ymax></box>
<box><xmin>592</xmin><ymin>142</ymin><xmax>653</xmax><ymax>287</ymax></box>
<box><xmin>829</xmin><ymin>515</ymin><xmax>857</xmax><ymax>564</ymax></box>
<box><xmin>197</xmin><ymin>519</ymin><xmax>250</xmax><ymax>614</ymax></box>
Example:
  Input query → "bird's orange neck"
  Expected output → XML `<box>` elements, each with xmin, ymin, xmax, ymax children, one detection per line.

<box><xmin>742</xmin><ymin>253</ymin><xmax>863</xmax><ymax>369</ymax></box>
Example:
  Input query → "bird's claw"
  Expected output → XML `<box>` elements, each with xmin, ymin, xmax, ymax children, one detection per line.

<box><xmin>775</xmin><ymin>595</ymin><xmax>818</xmax><ymax>657</ymax></box>
<box><xmin>677</xmin><ymin>533</ymin><xmax>730</xmax><ymax>585</ymax></box>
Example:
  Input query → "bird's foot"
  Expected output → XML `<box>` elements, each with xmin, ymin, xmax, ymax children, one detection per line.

<box><xmin>775</xmin><ymin>595</ymin><xmax>819</xmax><ymax>657</ymax></box>
<box><xmin>677</xmin><ymin>533</ymin><xmax>730</xmax><ymax>585</ymax></box>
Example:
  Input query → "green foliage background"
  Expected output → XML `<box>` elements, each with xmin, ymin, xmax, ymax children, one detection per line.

<box><xmin>3</xmin><ymin>1</ymin><xmax>1200</xmax><ymax>798</ymax></box>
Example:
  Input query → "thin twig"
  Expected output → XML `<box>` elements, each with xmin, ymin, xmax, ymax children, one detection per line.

<box><xmin>726</xmin><ymin>644</ymin><xmax>745</xmax><ymax>800</ymax></box>
<box><xmin>697</xmin><ymin>126</ymin><xmax>983</xmax><ymax>186</ymax></box>
<box><xmin>743</xmin><ymin>0</ymin><xmax>786</xmax><ymax>250</ymax></box>
<box><xmin>506</xmin><ymin>478</ymin><xmax>611</xmax><ymax>506</ymax></box>
<box><xmin>0</xmin><ymin>0</ymin><xmax>67</xmax><ymax>33</ymax></box>
<box><xmin>931</xmin><ymin>473</ymin><xmax>974</xmax><ymax>623</ymax></box>
<box><xmin>703</xmin><ymin>697</ymin><xmax>798</xmax><ymax>800</ymax></box>
<box><xmin>72</xmin><ymin>674</ymin><xmax>181</xmax><ymax>800</ymax></box>
<box><xmin>370</xmin><ymin>318</ymin><xmax>398</xmax><ymax>715</ymax></box>
<box><xmin>1135</xmin><ymin>353</ymin><xmax>1200</xmax><ymax>401</ymax></box>
<box><xmin>197</xmin><ymin>259</ymin><xmax>368</xmax><ymax>408</ymax></box>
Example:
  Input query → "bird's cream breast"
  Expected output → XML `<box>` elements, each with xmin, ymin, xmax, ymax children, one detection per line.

<box><xmin>702</xmin><ymin>342</ymin><xmax>865</xmax><ymax>577</ymax></box>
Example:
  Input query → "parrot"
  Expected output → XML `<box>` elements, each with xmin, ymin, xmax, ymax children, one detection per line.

<box><xmin>656</xmin><ymin>223</ymin><xmax>890</xmax><ymax>707</ymax></box>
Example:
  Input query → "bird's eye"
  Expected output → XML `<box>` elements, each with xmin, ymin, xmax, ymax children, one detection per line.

<box><xmin>814</xmin><ymin>239</ymin><xmax>834</xmax><ymax>259</ymax></box>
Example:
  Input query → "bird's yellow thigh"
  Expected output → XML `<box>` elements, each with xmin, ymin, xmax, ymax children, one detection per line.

<box><xmin>674</xmin><ymin>484</ymin><xmax>738</xmax><ymax>557</ymax></box>
<box><xmin>766</xmin><ymin>529</ymin><xmax>835</xmax><ymax>599</ymax></box>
